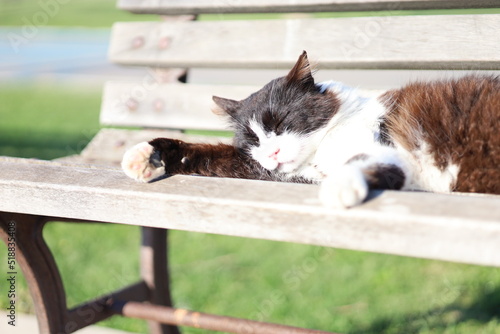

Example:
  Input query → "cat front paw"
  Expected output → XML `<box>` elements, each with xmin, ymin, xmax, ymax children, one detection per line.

<box><xmin>121</xmin><ymin>142</ymin><xmax>165</xmax><ymax>182</ymax></box>
<box><xmin>319</xmin><ymin>166</ymin><xmax>368</xmax><ymax>209</ymax></box>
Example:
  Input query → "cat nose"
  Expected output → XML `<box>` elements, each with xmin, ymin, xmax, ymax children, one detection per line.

<box><xmin>269</xmin><ymin>148</ymin><xmax>280</xmax><ymax>160</ymax></box>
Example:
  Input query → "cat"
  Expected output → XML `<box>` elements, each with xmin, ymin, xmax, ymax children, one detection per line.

<box><xmin>121</xmin><ymin>51</ymin><xmax>500</xmax><ymax>208</ymax></box>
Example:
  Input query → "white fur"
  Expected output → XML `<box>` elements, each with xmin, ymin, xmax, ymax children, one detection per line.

<box><xmin>398</xmin><ymin>142</ymin><xmax>459</xmax><ymax>192</ymax></box>
<box><xmin>249</xmin><ymin>119</ymin><xmax>310</xmax><ymax>173</ymax></box>
<box><xmin>319</xmin><ymin>165</ymin><xmax>368</xmax><ymax>209</ymax></box>
<box><xmin>121</xmin><ymin>142</ymin><xmax>165</xmax><ymax>182</ymax></box>
<box><xmin>249</xmin><ymin>80</ymin><xmax>459</xmax><ymax>208</ymax></box>
<box><xmin>303</xmin><ymin>81</ymin><xmax>389</xmax><ymax>177</ymax></box>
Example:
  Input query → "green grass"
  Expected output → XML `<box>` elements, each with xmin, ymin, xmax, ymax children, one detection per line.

<box><xmin>0</xmin><ymin>0</ymin><xmax>159</xmax><ymax>28</ymax></box>
<box><xmin>1</xmin><ymin>0</ymin><xmax>499</xmax><ymax>28</ymax></box>
<box><xmin>0</xmin><ymin>84</ymin><xmax>101</xmax><ymax>159</ymax></box>
<box><xmin>0</xmin><ymin>84</ymin><xmax>499</xmax><ymax>334</ymax></box>
<box><xmin>3</xmin><ymin>223</ymin><xmax>500</xmax><ymax>334</ymax></box>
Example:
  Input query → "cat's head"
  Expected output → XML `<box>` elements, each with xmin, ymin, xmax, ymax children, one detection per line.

<box><xmin>213</xmin><ymin>51</ymin><xmax>339</xmax><ymax>173</ymax></box>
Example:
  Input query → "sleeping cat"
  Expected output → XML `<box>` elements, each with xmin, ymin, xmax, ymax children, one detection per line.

<box><xmin>122</xmin><ymin>51</ymin><xmax>500</xmax><ymax>208</ymax></box>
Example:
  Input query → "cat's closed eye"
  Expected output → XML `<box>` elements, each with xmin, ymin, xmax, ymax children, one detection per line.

<box><xmin>261</xmin><ymin>111</ymin><xmax>289</xmax><ymax>135</ymax></box>
<box><xmin>273</xmin><ymin>116</ymin><xmax>288</xmax><ymax>135</ymax></box>
<box><xmin>245</xmin><ymin>126</ymin><xmax>260</xmax><ymax>145</ymax></box>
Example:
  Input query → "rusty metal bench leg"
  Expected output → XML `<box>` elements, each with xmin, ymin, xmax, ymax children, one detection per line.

<box><xmin>0</xmin><ymin>213</ymin><xmax>180</xmax><ymax>333</ymax></box>
<box><xmin>141</xmin><ymin>227</ymin><xmax>180</xmax><ymax>334</ymax></box>
<box><xmin>0</xmin><ymin>213</ymin><xmax>69</xmax><ymax>334</ymax></box>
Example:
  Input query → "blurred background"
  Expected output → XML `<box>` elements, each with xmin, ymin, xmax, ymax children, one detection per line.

<box><xmin>1</xmin><ymin>1</ymin><xmax>500</xmax><ymax>333</ymax></box>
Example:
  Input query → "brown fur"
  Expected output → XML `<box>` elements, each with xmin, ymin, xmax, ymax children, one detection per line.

<box><xmin>149</xmin><ymin>138</ymin><xmax>260</xmax><ymax>179</ymax></box>
<box><xmin>148</xmin><ymin>138</ymin><xmax>310</xmax><ymax>183</ymax></box>
<box><xmin>380</xmin><ymin>75</ymin><xmax>500</xmax><ymax>194</ymax></box>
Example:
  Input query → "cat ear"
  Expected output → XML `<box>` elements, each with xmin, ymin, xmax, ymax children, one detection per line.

<box><xmin>212</xmin><ymin>96</ymin><xmax>241</xmax><ymax>117</ymax></box>
<box><xmin>286</xmin><ymin>51</ymin><xmax>315</xmax><ymax>86</ymax></box>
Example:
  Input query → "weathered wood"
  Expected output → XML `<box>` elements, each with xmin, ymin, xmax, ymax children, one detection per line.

<box><xmin>1</xmin><ymin>159</ymin><xmax>499</xmax><ymax>267</ymax></box>
<box><xmin>101</xmin><ymin>82</ymin><xmax>384</xmax><ymax>130</ymax></box>
<box><xmin>109</xmin><ymin>14</ymin><xmax>500</xmax><ymax>70</ymax></box>
<box><xmin>118</xmin><ymin>0</ymin><xmax>500</xmax><ymax>15</ymax></box>
<box><xmin>100</xmin><ymin>81</ymin><xmax>255</xmax><ymax>130</ymax></box>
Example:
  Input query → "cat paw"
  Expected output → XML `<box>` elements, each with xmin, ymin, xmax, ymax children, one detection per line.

<box><xmin>319</xmin><ymin>166</ymin><xmax>368</xmax><ymax>209</ymax></box>
<box><xmin>121</xmin><ymin>142</ymin><xmax>165</xmax><ymax>182</ymax></box>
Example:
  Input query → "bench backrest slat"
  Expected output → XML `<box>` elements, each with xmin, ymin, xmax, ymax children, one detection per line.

<box><xmin>100</xmin><ymin>82</ymin><xmax>384</xmax><ymax>129</ymax></box>
<box><xmin>109</xmin><ymin>14</ymin><xmax>500</xmax><ymax>71</ymax></box>
<box><xmin>100</xmin><ymin>82</ymin><xmax>256</xmax><ymax>130</ymax></box>
<box><xmin>118</xmin><ymin>0</ymin><xmax>500</xmax><ymax>15</ymax></box>
<box><xmin>105</xmin><ymin>2</ymin><xmax>500</xmax><ymax>131</ymax></box>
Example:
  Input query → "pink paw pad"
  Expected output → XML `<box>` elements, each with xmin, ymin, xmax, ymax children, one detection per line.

<box><xmin>121</xmin><ymin>142</ymin><xmax>165</xmax><ymax>182</ymax></box>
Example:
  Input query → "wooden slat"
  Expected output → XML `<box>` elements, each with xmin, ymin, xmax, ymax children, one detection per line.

<box><xmin>1</xmin><ymin>158</ymin><xmax>499</xmax><ymax>267</ymax></box>
<box><xmin>101</xmin><ymin>82</ymin><xmax>384</xmax><ymax>130</ymax></box>
<box><xmin>101</xmin><ymin>81</ymin><xmax>256</xmax><ymax>130</ymax></box>
<box><xmin>118</xmin><ymin>0</ymin><xmax>500</xmax><ymax>15</ymax></box>
<box><xmin>109</xmin><ymin>14</ymin><xmax>500</xmax><ymax>70</ymax></box>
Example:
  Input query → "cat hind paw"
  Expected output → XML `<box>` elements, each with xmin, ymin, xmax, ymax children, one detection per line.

<box><xmin>319</xmin><ymin>166</ymin><xmax>368</xmax><ymax>209</ymax></box>
<box><xmin>121</xmin><ymin>142</ymin><xmax>165</xmax><ymax>182</ymax></box>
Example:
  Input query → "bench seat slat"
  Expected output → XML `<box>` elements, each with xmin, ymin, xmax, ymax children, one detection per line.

<box><xmin>1</xmin><ymin>158</ymin><xmax>499</xmax><ymax>267</ymax></box>
<box><xmin>118</xmin><ymin>0</ymin><xmax>500</xmax><ymax>15</ymax></box>
<box><xmin>109</xmin><ymin>14</ymin><xmax>500</xmax><ymax>70</ymax></box>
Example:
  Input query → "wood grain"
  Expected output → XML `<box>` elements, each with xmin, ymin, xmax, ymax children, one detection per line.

<box><xmin>109</xmin><ymin>14</ymin><xmax>500</xmax><ymax>70</ymax></box>
<box><xmin>100</xmin><ymin>81</ymin><xmax>255</xmax><ymax>130</ymax></box>
<box><xmin>1</xmin><ymin>158</ymin><xmax>499</xmax><ymax>267</ymax></box>
<box><xmin>101</xmin><ymin>82</ymin><xmax>384</xmax><ymax>130</ymax></box>
<box><xmin>118</xmin><ymin>0</ymin><xmax>500</xmax><ymax>15</ymax></box>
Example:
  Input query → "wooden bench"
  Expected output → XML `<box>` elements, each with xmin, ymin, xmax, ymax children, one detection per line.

<box><xmin>1</xmin><ymin>1</ymin><xmax>500</xmax><ymax>333</ymax></box>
